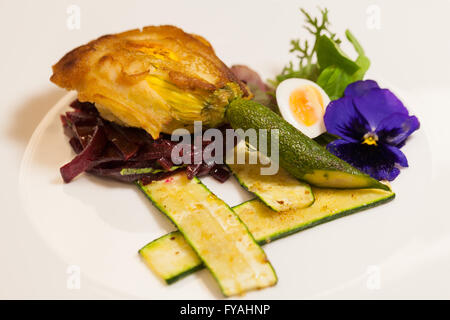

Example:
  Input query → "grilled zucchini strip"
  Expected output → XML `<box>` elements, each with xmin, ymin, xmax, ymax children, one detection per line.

<box><xmin>137</xmin><ymin>172</ymin><xmax>277</xmax><ymax>296</ymax></box>
<box><xmin>140</xmin><ymin>188</ymin><xmax>394</xmax><ymax>284</ymax></box>
<box><xmin>226</xmin><ymin>141</ymin><xmax>314</xmax><ymax>211</ymax></box>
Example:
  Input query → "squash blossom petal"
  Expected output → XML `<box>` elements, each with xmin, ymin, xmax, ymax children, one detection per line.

<box><xmin>324</xmin><ymin>80</ymin><xmax>420</xmax><ymax>181</ymax></box>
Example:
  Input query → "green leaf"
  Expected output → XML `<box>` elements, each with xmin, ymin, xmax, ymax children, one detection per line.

<box><xmin>345</xmin><ymin>30</ymin><xmax>365</xmax><ymax>56</ymax></box>
<box><xmin>316</xmin><ymin>35</ymin><xmax>360</xmax><ymax>75</ymax></box>
<box><xmin>352</xmin><ymin>55</ymin><xmax>370</xmax><ymax>81</ymax></box>
<box><xmin>315</xmin><ymin>30</ymin><xmax>371</xmax><ymax>100</ymax></box>
<box><xmin>345</xmin><ymin>30</ymin><xmax>370</xmax><ymax>81</ymax></box>
<box><xmin>316</xmin><ymin>65</ymin><xmax>353</xmax><ymax>100</ymax></box>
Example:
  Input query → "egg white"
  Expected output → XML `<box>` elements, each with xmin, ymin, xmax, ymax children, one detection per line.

<box><xmin>276</xmin><ymin>78</ymin><xmax>330</xmax><ymax>138</ymax></box>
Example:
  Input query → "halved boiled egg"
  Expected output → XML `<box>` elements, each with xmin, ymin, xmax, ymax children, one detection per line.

<box><xmin>276</xmin><ymin>78</ymin><xmax>330</xmax><ymax>138</ymax></box>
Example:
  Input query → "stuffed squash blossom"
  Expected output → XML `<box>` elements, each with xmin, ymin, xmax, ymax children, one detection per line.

<box><xmin>51</xmin><ymin>25</ymin><xmax>248</xmax><ymax>138</ymax></box>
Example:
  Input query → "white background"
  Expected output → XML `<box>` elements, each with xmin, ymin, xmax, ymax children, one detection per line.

<box><xmin>0</xmin><ymin>0</ymin><xmax>449</xmax><ymax>299</ymax></box>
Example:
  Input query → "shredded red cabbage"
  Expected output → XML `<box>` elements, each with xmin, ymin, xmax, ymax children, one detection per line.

<box><xmin>60</xmin><ymin>100</ymin><xmax>230</xmax><ymax>184</ymax></box>
<box><xmin>60</xmin><ymin>123</ymin><xmax>108</xmax><ymax>183</ymax></box>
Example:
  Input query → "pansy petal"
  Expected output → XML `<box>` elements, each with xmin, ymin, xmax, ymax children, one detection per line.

<box><xmin>375</xmin><ymin>166</ymin><xmax>400</xmax><ymax>181</ymax></box>
<box><xmin>377</xmin><ymin>113</ymin><xmax>420</xmax><ymax>147</ymax></box>
<box><xmin>344</xmin><ymin>80</ymin><xmax>380</xmax><ymax>97</ymax></box>
<box><xmin>326</xmin><ymin>140</ymin><xmax>404</xmax><ymax>181</ymax></box>
<box><xmin>324</xmin><ymin>97</ymin><xmax>370</xmax><ymax>142</ymax></box>
<box><xmin>353</xmin><ymin>88</ymin><xmax>409</xmax><ymax>131</ymax></box>
<box><xmin>384</xmin><ymin>145</ymin><xmax>408</xmax><ymax>167</ymax></box>
<box><xmin>326</xmin><ymin>140</ymin><xmax>357</xmax><ymax>164</ymax></box>
<box><xmin>326</xmin><ymin>139</ymin><xmax>349</xmax><ymax>150</ymax></box>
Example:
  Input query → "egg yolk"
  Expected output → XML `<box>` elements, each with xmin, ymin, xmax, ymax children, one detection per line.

<box><xmin>289</xmin><ymin>86</ymin><xmax>324</xmax><ymax>126</ymax></box>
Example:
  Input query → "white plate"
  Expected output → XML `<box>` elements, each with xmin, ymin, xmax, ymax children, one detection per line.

<box><xmin>19</xmin><ymin>90</ymin><xmax>433</xmax><ymax>299</ymax></box>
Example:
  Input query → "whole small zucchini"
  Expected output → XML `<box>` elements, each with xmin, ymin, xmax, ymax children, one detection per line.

<box><xmin>226</xmin><ymin>99</ymin><xmax>389</xmax><ymax>191</ymax></box>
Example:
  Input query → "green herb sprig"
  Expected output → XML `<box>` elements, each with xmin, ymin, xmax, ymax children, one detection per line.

<box><xmin>271</xmin><ymin>8</ymin><xmax>338</xmax><ymax>85</ymax></box>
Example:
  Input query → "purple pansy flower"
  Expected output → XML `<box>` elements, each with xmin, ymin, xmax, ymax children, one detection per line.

<box><xmin>324</xmin><ymin>80</ymin><xmax>420</xmax><ymax>181</ymax></box>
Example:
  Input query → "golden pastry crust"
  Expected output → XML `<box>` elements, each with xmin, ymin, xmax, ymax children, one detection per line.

<box><xmin>51</xmin><ymin>25</ymin><xmax>248</xmax><ymax>138</ymax></box>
